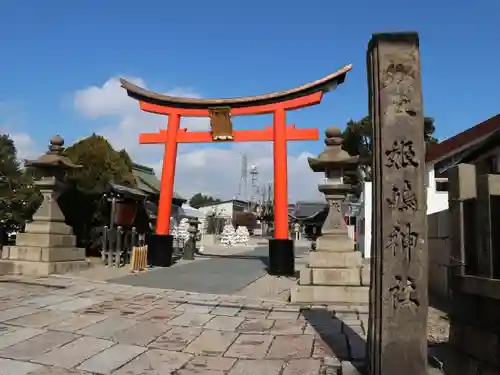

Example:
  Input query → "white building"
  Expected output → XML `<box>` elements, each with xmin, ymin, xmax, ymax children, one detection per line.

<box><xmin>357</xmin><ymin>114</ymin><xmax>500</xmax><ymax>258</ymax></box>
<box><xmin>196</xmin><ymin>199</ymin><xmax>249</xmax><ymax>220</ymax></box>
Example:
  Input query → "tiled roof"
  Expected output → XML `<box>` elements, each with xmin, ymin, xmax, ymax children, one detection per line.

<box><xmin>292</xmin><ymin>201</ymin><xmax>327</xmax><ymax>218</ymax></box>
<box><xmin>108</xmin><ymin>182</ymin><xmax>147</xmax><ymax>200</ymax></box>
<box><xmin>131</xmin><ymin>163</ymin><xmax>185</xmax><ymax>200</ymax></box>
<box><xmin>426</xmin><ymin>114</ymin><xmax>500</xmax><ymax>163</ymax></box>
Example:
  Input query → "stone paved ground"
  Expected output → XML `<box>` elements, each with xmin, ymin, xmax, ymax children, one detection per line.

<box><xmin>0</xmin><ymin>275</ymin><xmax>367</xmax><ymax>375</ymax></box>
<box><xmin>109</xmin><ymin>246</ymin><xmax>309</xmax><ymax>296</ymax></box>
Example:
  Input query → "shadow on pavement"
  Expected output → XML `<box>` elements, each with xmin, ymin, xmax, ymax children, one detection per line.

<box><xmin>428</xmin><ymin>342</ymin><xmax>449</xmax><ymax>374</ymax></box>
<box><xmin>302</xmin><ymin>307</ymin><xmax>448</xmax><ymax>374</ymax></box>
<box><xmin>302</xmin><ymin>307</ymin><xmax>367</xmax><ymax>374</ymax></box>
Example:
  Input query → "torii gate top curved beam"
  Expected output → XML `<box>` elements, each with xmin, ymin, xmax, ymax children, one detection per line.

<box><xmin>120</xmin><ymin>64</ymin><xmax>352</xmax><ymax>110</ymax></box>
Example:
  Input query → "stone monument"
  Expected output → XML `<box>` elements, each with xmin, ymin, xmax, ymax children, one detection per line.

<box><xmin>291</xmin><ymin>126</ymin><xmax>369</xmax><ymax>304</ymax></box>
<box><xmin>366</xmin><ymin>32</ymin><xmax>428</xmax><ymax>375</ymax></box>
<box><xmin>0</xmin><ymin>136</ymin><xmax>89</xmax><ymax>275</ymax></box>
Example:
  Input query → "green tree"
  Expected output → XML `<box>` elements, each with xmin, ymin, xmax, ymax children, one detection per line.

<box><xmin>0</xmin><ymin>134</ymin><xmax>40</xmax><ymax>230</ymax></box>
<box><xmin>63</xmin><ymin>135</ymin><xmax>136</xmax><ymax>193</ymax></box>
<box><xmin>118</xmin><ymin>149</ymin><xmax>133</xmax><ymax>170</ymax></box>
<box><xmin>189</xmin><ymin>193</ymin><xmax>221</xmax><ymax>208</ymax></box>
<box><xmin>341</xmin><ymin>115</ymin><xmax>438</xmax><ymax>181</ymax></box>
<box><xmin>59</xmin><ymin>135</ymin><xmax>137</xmax><ymax>253</ymax></box>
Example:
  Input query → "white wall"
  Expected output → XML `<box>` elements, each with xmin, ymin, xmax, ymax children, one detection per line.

<box><xmin>426</xmin><ymin>165</ymin><xmax>449</xmax><ymax>214</ymax></box>
<box><xmin>356</xmin><ymin>182</ymin><xmax>372</xmax><ymax>259</ymax></box>
<box><xmin>347</xmin><ymin>225</ymin><xmax>355</xmax><ymax>240</ymax></box>
<box><xmin>197</xmin><ymin>201</ymin><xmax>234</xmax><ymax>219</ymax></box>
<box><xmin>357</xmin><ymin>165</ymin><xmax>449</xmax><ymax>258</ymax></box>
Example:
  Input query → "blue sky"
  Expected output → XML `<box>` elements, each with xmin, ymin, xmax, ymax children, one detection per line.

<box><xmin>0</xmin><ymin>0</ymin><xmax>499</xmax><ymax>199</ymax></box>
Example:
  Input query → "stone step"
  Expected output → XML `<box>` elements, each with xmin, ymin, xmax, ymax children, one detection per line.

<box><xmin>299</xmin><ymin>268</ymin><xmax>361</xmax><ymax>286</ymax></box>
<box><xmin>315</xmin><ymin>236</ymin><xmax>355</xmax><ymax>252</ymax></box>
<box><xmin>290</xmin><ymin>285</ymin><xmax>369</xmax><ymax>304</ymax></box>
<box><xmin>0</xmin><ymin>259</ymin><xmax>90</xmax><ymax>276</ymax></box>
<box><xmin>308</xmin><ymin>251</ymin><xmax>362</xmax><ymax>268</ymax></box>
<box><xmin>2</xmin><ymin>246</ymin><xmax>86</xmax><ymax>262</ymax></box>
<box><xmin>15</xmin><ymin>233</ymin><xmax>77</xmax><ymax>248</ymax></box>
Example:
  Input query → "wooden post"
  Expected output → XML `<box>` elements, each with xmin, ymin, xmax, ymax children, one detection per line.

<box><xmin>367</xmin><ymin>32</ymin><xmax>428</xmax><ymax>375</ymax></box>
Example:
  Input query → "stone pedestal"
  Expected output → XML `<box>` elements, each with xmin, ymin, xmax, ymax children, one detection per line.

<box><xmin>291</xmin><ymin>231</ymin><xmax>370</xmax><ymax>304</ymax></box>
<box><xmin>0</xmin><ymin>176</ymin><xmax>88</xmax><ymax>275</ymax></box>
<box><xmin>291</xmin><ymin>192</ymin><xmax>369</xmax><ymax>304</ymax></box>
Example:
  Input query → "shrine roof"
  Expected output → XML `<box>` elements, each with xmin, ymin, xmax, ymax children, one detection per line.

<box><xmin>108</xmin><ymin>182</ymin><xmax>148</xmax><ymax>200</ymax></box>
<box><xmin>434</xmin><ymin>127</ymin><xmax>500</xmax><ymax>174</ymax></box>
<box><xmin>120</xmin><ymin>64</ymin><xmax>352</xmax><ymax>110</ymax></box>
<box><xmin>291</xmin><ymin>201</ymin><xmax>328</xmax><ymax>219</ymax></box>
<box><xmin>131</xmin><ymin>162</ymin><xmax>185</xmax><ymax>201</ymax></box>
<box><xmin>426</xmin><ymin>114</ymin><xmax>500</xmax><ymax>163</ymax></box>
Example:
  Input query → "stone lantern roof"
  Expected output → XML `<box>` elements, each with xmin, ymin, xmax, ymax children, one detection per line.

<box><xmin>24</xmin><ymin>135</ymin><xmax>82</xmax><ymax>170</ymax></box>
<box><xmin>307</xmin><ymin>126</ymin><xmax>359</xmax><ymax>172</ymax></box>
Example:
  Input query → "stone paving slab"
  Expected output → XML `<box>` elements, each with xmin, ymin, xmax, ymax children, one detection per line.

<box><xmin>109</xmin><ymin>246</ymin><xmax>271</xmax><ymax>294</ymax></box>
<box><xmin>109</xmin><ymin>246</ymin><xmax>308</xmax><ymax>296</ymax></box>
<box><xmin>0</xmin><ymin>275</ymin><xmax>427</xmax><ymax>374</ymax></box>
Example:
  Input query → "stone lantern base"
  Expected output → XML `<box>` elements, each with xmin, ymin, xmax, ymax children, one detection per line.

<box><xmin>290</xmin><ymin>234</ymin><xmax>370</xmax><ymax>304</ymax></box>
<box><xmin>291</xmin><ymin>192</ymin><xmax>370</xmax><ymax>304</ymax></box>
<box><xmin>0</xmin><ymin>176</ymin><xmax>89</xmax><ymax>276</ymax></box>
<box><xmin>0</xmin><ymin>223</ymin><xmax>89</xmax><ymax>276</ymax></box>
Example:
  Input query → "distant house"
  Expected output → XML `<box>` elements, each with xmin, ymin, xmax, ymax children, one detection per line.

<box><xmin>288</xmin><ymin>201</ymin><xmax>328</xmax><ymax>239</ymax></box>
<box><xmin>180</xmin><ymin>203</ymin><xmax>204</xmax><ymax>219</ymax></box>
<box><xmin>425</xmin><ymin>113</ymin><xmax>500</xmax><ymax>214</ymax></box>
<box><xmin>290</xmin><ymin>201</ymin><xmax>327</xmax><ymax>220</ymax></box>
<box><xmin>196</xmin><ymin>199</ymin><xmax>249</xmax><ymax>219</ymax></box>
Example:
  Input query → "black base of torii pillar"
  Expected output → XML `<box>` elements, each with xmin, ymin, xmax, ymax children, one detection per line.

<box><xmin>268</xmin><ymin>238</ymin><xmax>294</xmax><ymax>276</ymax></box>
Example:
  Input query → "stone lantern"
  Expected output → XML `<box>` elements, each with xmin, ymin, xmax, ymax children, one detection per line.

<box><xmin>307</xmin><ymin>126</ymin><xmax>359</xmax><ymax>249</ymax></box>
<box><xmin>0</xmin><ymin>136</ymin><xmax>88</xmax><ymax>275</ymax></box>
<box><xmin>291</xmin><ymin>126</ymin><xmax>367</xmax><ymax>304</ymax></box>
<box><xmin>183</xmin><ymin>217</ymin><xmax>200</xmax><ymax>260</ymax></box>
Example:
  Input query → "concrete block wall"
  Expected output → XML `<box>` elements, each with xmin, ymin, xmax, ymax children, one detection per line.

<box><xmin>427</xmin><ymin>209</ymin><xmax>451</xmax><ymax>304</ymax></box>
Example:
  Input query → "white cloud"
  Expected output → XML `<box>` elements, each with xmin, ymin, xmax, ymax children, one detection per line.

<box><xmin>73</xmin><ymin>77</ymin><xmax>325</xmax><ymax>202</ymax></box>
<box><xmin>0</xmin><ymin>128</ymin><xmax>37</xmax><ymax>161</ymax></box>
<box><xmin>74</xmin><ymin>77</ymin><xmax>209</xmax><ymax>159</ymax></box>
<box><xmin>0</xmin><ymin>105</ymin><xmax>38</xmax><ymax>161</ymax></box>
<box><xmin>10</xmin><ymin>132</ymin><xmax>37</xmax><ymax>160</ymax></box>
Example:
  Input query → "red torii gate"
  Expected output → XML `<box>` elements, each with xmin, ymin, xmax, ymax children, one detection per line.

<box><xmin>120</xmin><ymin>64</ymin><xmax>351</xmax><ymax>275</ymax></box>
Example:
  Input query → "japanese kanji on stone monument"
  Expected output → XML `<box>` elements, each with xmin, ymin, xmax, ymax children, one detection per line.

<box><xmin>366</xmin><ymin>32</ymin><xmax>429</xmax><ymax>375</ymax></box>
